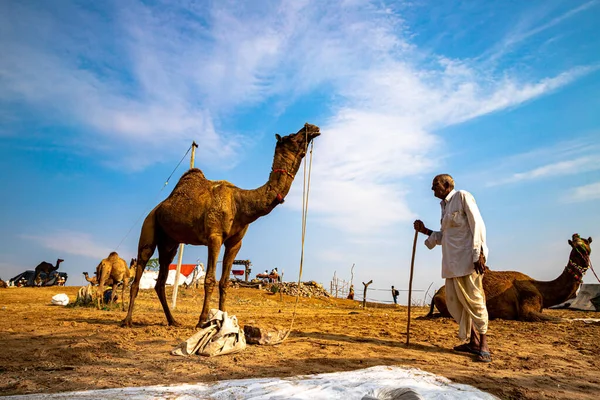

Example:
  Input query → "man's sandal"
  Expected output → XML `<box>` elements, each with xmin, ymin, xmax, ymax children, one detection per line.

<box><xmin>476</xmin><ymin>351</ymin><xmax>492</xmax><ymax>363</ymax></box>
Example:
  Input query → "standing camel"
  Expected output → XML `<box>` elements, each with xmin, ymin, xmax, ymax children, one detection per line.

<box><xmin>428</xmin><ymin>234</ymin><xmax>593</xmax><ymax>321</ymax></box>
<box><xmin>33</xmin><ymin>258</ymin><xmax>64</xmax><ymax>286</ymax></box>
<box><xmin>97</xmin><ymin>252</ymin><xmax>130</xmax><ymax>311</ymax></box>
<box><xmin>122</xmin><ymin>123</ymin><xmax>321</xmax><ymax>328</ymax></box>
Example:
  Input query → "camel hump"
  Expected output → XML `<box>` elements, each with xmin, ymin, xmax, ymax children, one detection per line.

<box><xmin>181</xmin><ymin>168</ymin><xmax>206</xmax><ymax>180</ymax></box>
<box><xmin>108</xmin><ymin>251</ymin><xmax>119</xmax><ymax>259</ymax></box>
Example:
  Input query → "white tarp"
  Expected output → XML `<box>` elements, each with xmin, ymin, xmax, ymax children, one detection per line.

<box><xmin>3</xmin><ymin>366</ymin><xmax>498</xmax><ymax>399</ymax></box>
<box><xmin>551</xmin><ymin>284</ymin><xmax>600</xmax><ymax>311</ymax></box>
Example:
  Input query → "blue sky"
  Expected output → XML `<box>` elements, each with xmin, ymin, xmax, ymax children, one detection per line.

<box><xmin>1</xmin><ymin>0</ymin><xmax>599</xmax><ymax>304</ymax></box>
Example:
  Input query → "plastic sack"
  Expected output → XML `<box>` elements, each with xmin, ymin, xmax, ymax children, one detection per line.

<box><xmin>51</xmin><ymin>293</ymin><xmax>70</xmax><ymax>306</ymax></box>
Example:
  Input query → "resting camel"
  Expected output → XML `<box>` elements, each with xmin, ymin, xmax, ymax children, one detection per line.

<box><xmin>122</xmin><ymin>123</ymin><xmax>321</xmax><ymax>328</ymax></box>
<box><xmin>0</xmin><ymin>279</ymin><xmax>8</xmax><ymax>288</ymax></box>
<box><xmin>428</xmin><ymin>234</ymin><xmax>593</xmax><ymax>321</ymax></box>
<box><xmin>33</xmin><ymin>258</ymin><xmax>64</xmax><ymax>286</ymax></box>
<box><xmin>97</xmin><ymin>252</ymin><xmax>130</xmax><ymax>311</ymax></box>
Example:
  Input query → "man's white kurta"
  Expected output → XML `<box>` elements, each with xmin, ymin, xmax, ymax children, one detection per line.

<box><xmin>424</xmin><ymin>189</ymin><xmax>488</xmax><ymax>279</ymax></box>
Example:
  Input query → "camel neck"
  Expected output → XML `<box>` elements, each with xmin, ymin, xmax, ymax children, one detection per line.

<box><xmin>533</xmin><ymin>268</ymin><xmax>581</xmax><ymax>308</ymax></box>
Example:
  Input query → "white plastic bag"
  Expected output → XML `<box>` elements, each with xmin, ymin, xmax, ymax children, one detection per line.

<box><xmin>51</xmin><ymin>293</ymin><xmax>70</xmax><ymax>306</ymax></box>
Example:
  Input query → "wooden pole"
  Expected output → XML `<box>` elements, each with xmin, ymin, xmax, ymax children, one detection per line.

<box><xmin>406</xmin><ymin>229</ymin><xmax>419</xmax><ymax>345</ymax></box>
<box><xmin>172</xmin><ymin>141</ymin><xmax>198</xmax><ymax>309</ymax></box>
<box><xmin>362</xmin><ymin>280</ymin><xmax>373</xmax><ymax>309</ymax></box>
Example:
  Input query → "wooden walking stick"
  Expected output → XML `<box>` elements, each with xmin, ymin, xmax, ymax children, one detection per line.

<box><xmin>406</xmin><ymin>229</ymin><xmax>419</xmax><ymax>345</ymax></box>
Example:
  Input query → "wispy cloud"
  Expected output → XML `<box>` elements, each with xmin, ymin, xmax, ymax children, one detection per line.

<box><xmin>1</xmin><ymin>0</ymin><xmax>595</xmax><ymax>237</ymax></box>
<box><xmin>564</xmin><ymin>181</ymin><xmax>600</xmax><ymax>203</ymax></box>
<box><xmin>482</xmin><ymin>137</ymin><xmax>600</xmax><ymax>187</ymax></box>
<box><xmin>491</xmin><ymin>156</ymin><xmax>600</xmax><ymax>187</ymax></box>
<box><xmin>19</xmin><ymin>231</ymin><xmax>114</xmax><ymax>260</ymax></box>
<box><xmin>487</xmin><ymin>0</ymin><xmax>599</xmax><ymax>62</ymax></box>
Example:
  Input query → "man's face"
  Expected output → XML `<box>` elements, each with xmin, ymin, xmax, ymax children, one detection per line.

<box><xmin>432</xmin><ymin>178</ymin><xmax>450</xmax><ymax>200</ymax></box>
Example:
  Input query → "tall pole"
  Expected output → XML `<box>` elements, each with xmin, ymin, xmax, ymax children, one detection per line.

<box><xmin>172</xmin><ymin>141</ymin><xmax>198</xmax><ymax>309</ymax></box>
<box><xmin>406</xmin><ymin>229</ymin><xmax>419</xmax><ymax>346</ymax></box>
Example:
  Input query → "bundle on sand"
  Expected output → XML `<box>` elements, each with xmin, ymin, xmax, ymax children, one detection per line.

<box><xmin>172</xmin><ymin>309</ymin><xmax>246</xmax><ymax>357</ymax></box>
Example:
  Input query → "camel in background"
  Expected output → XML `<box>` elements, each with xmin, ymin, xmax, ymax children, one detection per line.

<box><xmin>122</xmin><ymin>123</ymin><xmax>321</xmax><ymax>328</ymax></box>
<box><xmin>428</xmin><ymin>234</ymin><xmax>593</xmax><ymax>321</ymax></box>
<box><xmin>97</xmin><ymin>252</ymin><xmax>130</xmax><ymax>311</ymax></box>
<box><xmin>33</xmin><ymin>258</ymin><xmax>63</xmax><ymax>286</ymax></box>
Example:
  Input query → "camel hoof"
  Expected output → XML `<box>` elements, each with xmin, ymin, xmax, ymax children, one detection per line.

<box><xmin>168</xmin><ymin>320</ymin><xmax>182</xmax><ymax>327</ymax></box>
<box><xmin>121</xmin><ymin>319</ymin><xmax>132</xmax><ymax>328</ymax></box>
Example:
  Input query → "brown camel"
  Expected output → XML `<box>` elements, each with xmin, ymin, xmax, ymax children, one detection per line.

<box><xmin>82</xmin><ymin>272</ymin><xmax>99</xmax><ymax>285</ymax></box>
<box><xmin>428</xmin><ymin>234</ymin><xmax>593</xmax><ymax>321</ymax></box>
<box><xmin>33</xmin><ymin>258</ymin><xmax>64</xmax><ymax>286</ymax></box>
<box><xmin>97</xmin><ymin>252</ymin><xmax>130</xmax><ymax>311</ymax></box>
<box><xmin>0</xmin><ymin>279</ymin><xmax>8</xmax><ymax>288</ymax></box>
<box><xmin>122</xmin><ymin>123</ymin><xmax>321</xmax><ymax>328</ymax></box>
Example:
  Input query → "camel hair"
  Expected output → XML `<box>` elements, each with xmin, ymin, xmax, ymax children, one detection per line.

<box><xmin>428</xmin><ymin>233</ymin><xmax>593</xmax><ymax>322</ymax></box>
<box><xmin>85</xmin><ymin>258</ymin><xmax>136</xmax><ymax>286</ymax></box>
<box><xmin>33</xmin><ymin>258</ymin><xmax>64</xmax><ymax>286</ymax></box>
<box><xmin>122</xmin><ymin>123</ymin><xmax>321</xmax><ymax>328</ymax></box>
<box><xmin>96</xmin><ymin>252</ymin><xmax>130</xmax><ymax>311</ymax></box>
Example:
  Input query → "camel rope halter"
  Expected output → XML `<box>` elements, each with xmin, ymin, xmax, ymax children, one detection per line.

<box><xmin>269</xmin><ymin>125</ymin><xmax>315</xmax><ymax>345</ymax></box>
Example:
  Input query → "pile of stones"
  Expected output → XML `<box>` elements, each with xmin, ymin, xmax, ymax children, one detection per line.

<box><xmin>273</xmin><ymin>281</ymin><xmax>330</xmax><ymax>298</ymax></box>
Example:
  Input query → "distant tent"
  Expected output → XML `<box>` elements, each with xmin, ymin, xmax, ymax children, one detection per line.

<box><xmin>8</xmin><ymin>270</ymin><xmax>68</xmax><ymax>287</ymax></box>
<box><xmin>551</xmin><ymin>284</ymin><xmax>600</xmax><ymax>311</ymax></box>
<box><xmin>139</xmin><ymin>264</ymin><xmax>205</xmax><ymax>290</ymax></box>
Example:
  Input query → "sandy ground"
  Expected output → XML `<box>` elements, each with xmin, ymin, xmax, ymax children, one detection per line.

<box><xmin>1</xmin><ymin>286</ymin><xmax>599</xmax><ymax>399</ymax></box>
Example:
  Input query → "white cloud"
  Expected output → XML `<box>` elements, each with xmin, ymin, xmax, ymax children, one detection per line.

<box><xmin>1</xmin><ymin>0</ymin><xmax>595</xmax><ymax>236</ymax></box>
<box><xmin>19</xmin><ymin>231</ymin><xmax>114</xmax><ymax>260</ymax></box>
<box><xmin>564</xmin><ymin>181</ymin><xmax>600</xmax><ymax>203</ymax></box>
<box><xmin>491</xmin><ymin>156</ymin><xmax>600</xmax><ymax>187</ymax></box>
<box><xmin>487</xmin><ymin>0</ymin><xmax>599</xmax><ymax>61</ymax></box>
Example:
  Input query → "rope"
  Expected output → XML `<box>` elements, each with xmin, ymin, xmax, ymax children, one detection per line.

<box><xmin>589</xmin><ymin>260</ymin><xmax>600</xmax><ymax>283</ymax></box>
<box><xmin>272</xmin><ymin>129</ymin><xmax>314</xmax><ymax>345</ymax></box>
<box><xmin>114</xmin><ymin>144</ymin><xmax>193</xmax><ymax>251</ymax></box>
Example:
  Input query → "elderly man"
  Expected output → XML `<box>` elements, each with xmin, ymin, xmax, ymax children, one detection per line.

<box><xmin>414</xmin><ymin>174</ymin><xmax>491</xmax><ymax>363</ymax></box>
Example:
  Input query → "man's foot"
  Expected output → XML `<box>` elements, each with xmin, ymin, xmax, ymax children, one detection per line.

<box><xmin>453</xmin><ymin>343</ymin><xmax>480</xmax><ymax>355</ymax></box>
<box><xmin>476</xmin><ymin>351</ymin><xmax>492</xmax><ymax>363</ymax></box>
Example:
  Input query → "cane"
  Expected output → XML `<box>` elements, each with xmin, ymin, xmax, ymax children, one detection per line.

<box><xmin>406</xmin><ymin>229</ymin><xmax>419</xmax><ymax>346</ymax></box>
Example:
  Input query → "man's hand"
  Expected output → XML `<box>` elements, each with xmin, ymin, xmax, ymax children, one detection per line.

<box><xmin>413</xmin><ymin>220</ymin><xmax>427</xmax><ymax>234</ymax></box>
<box><xmin>474</xmin><ymin>251</ymin><xmax>486</xmax><ymax>275</ymax></box>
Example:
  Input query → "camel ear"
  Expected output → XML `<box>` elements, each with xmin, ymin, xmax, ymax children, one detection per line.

<box><xmin>568</xmin><ymin>240</ymin><xmax>573</xmax><ymax>247</ymax></box>
<box><xmin>275</xmin><ymin>134</ymin><xmax>282</xmax><ymax>142</ymax></box>
<box><xmin>588</xmin><ymin>237</ymin><xmax>593</xmax><ymax>244</ymax></box>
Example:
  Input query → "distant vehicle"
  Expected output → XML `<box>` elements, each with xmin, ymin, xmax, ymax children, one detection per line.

<box><xmin>8</xmin><ymin>270</ymin><xmax>69</xmax><ymax>287</ymax></box>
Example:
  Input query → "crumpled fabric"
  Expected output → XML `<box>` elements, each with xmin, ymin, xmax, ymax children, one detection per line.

<box><xmin>51</xmin><ymin>293</ymin><xmax>70</xmax><ymax>306</ymax></box>
<box><xmin>171</xmin><ymin>309</ymin><xmax>246</xmax><ymax>357</ymax></box>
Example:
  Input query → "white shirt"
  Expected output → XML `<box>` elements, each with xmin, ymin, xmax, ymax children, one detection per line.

<box><xmin>424</xmin><ymin>189</ymin><xmax>489</xmax><ymax>279</ymax></box>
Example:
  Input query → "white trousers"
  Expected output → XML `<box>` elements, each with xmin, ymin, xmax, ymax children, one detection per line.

<box><xmin>445</xmin><ymin>271</ymin><xmax>488</xmax><ymax>342</ymax></box>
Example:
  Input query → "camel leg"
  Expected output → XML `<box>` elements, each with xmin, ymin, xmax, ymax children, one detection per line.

<box><xmin>121</xmin><ymin>277</ymin><xmax>129</xmax><ymax>312</ymax></box>
<box><xmin>155</xmin><ymin>243</ymin><xmax>179</xmax><ymax>326</ymax></box>
<box><xmin>198</xmin><ymin>234</ymin><xmax>223</xmax><ymax>327</ymax></box>
<box><xmin>219</xmin><ymin>231</ymin><xmax>246</xmax><ymax>312</ymax></box>
<box><xmin>110</xmin><ymin>282</ymin><xmax>118</xmax><ymax>306</ymax></box>
<box><xmin>97</xmin><ymin>263</ymin><xmax>107</xmax><ymax>309</ymax></box>
<box><xmin>122</xmin><ymin>210</ymin><xmax>158</xmax><ymax>327</ymax></box>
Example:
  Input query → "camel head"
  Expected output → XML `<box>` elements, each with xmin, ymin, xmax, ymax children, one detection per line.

<box><xmin>274</xmin><ymin>123</ymin><xmax>320</xmax><ymax>164</ymax></box>
<box><xmin>567</xmin><ymin>234</ymin><xmax>592</xmax><ymax>281</ymax></box>
<box><xmin>130</xmin><ymin>258</ymin><xmax>137</xmax><ymax>267</ymax></box>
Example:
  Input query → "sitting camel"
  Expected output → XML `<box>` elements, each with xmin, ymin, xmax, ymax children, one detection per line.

<box><xmin>33</xmin><ymin>258</ymin><xmax>64</xmax><ymax>286</ymax></box>
<box><xmin>97</xmin><ymin>252</ymin><xmax>130</xmax><ymax>311</ymax></box>
<box><xmin>428</xmin><ymin>234</ymin><xmax>593</xmax><ymax>321</ymax></box>
<box><xmin>122</xmin><ymin>123</ymin><xmax>321</xmax><ymax>328</ymax></box>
